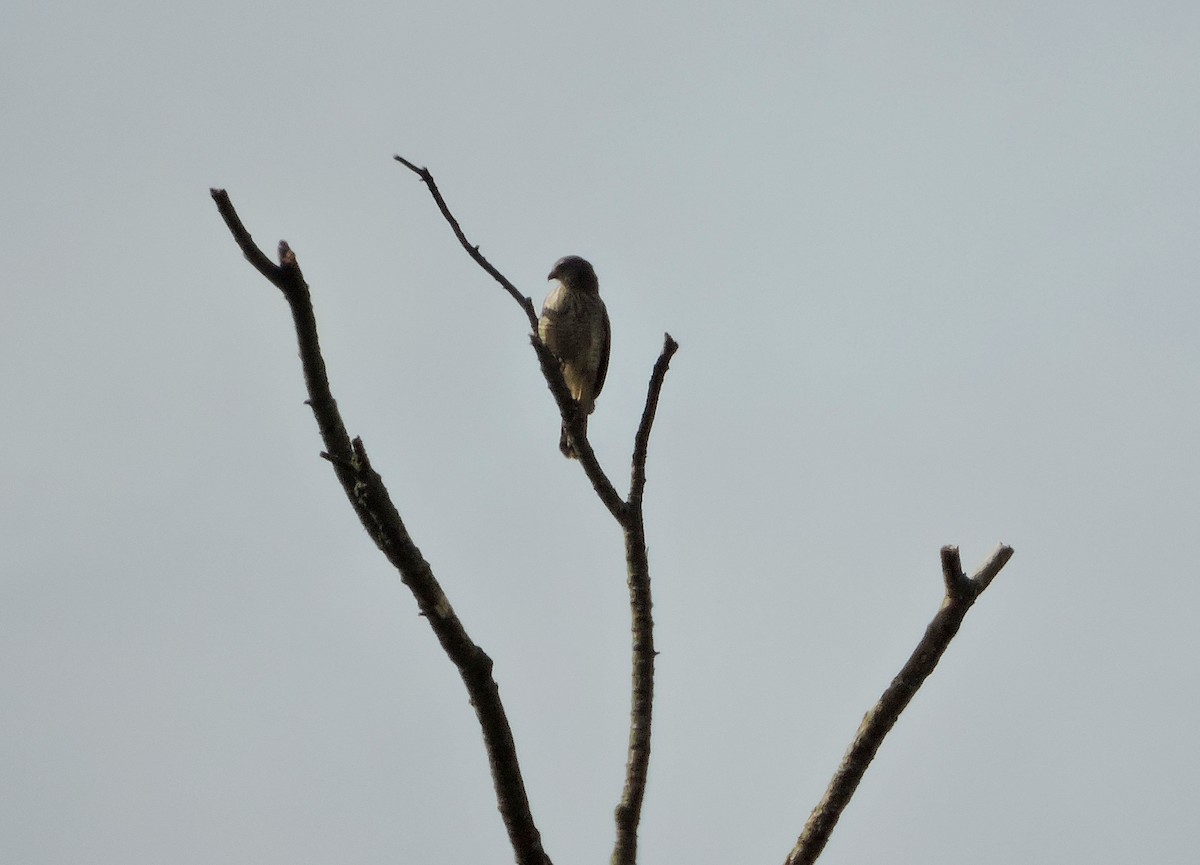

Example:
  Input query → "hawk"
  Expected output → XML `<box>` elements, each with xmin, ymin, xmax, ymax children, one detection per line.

<box><xmin>538</xmin><ymin>256</ymin><xmax>611</xmax><ymax>458</ymax></box>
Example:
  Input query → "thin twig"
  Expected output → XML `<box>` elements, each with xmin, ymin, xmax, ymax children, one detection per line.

<box><xmin>211</xmin><ymin>189</ymin><xmax>551</xmax><ymax>865</ymax></box>
<box><xmin>784</xmin><ymin>544</ymin><xmax>1014</xmax><ymax>865</ymax></box>
<box><xmin>393</xmin><ymin>155</ymin><xmax>540</xmax><ymax>330</ymax></box>
<box><xmin>629</xmin><ymin>334</ymin><xmax>680</xmax><ymax>509</ymax></box>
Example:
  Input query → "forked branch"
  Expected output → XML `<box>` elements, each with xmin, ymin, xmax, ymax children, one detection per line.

<box><xmin>394</xmin><ymin>157</ymin><xmax>678</xmax><ymax>865</ymax></box>
<box><xmin>784</xmin><ymin>543</ymin><xmax>1015</xmax><ymax>865</ymax></box>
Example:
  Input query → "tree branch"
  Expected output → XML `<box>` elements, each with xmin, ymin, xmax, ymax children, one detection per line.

<box><xmin>211</xmin><ymin>189</ymin><xmax>371</xmax><ymax>537</ymax></box>
<box><xmin>784</xmin><ymin>543</ymin><xmax>1015</xmax><ymax>865</ymax></box>
<box><xmin>393</xmin><ymin>155</ymin><xmax>540</xmax><ymax>330</ymax></box>
<box><xmin>529</xmin><ymin>335</ymin><xmax>627</xmax><ymax>519</ymax></box>
<box><xmin>393</xmin><ymin>155</ymin><xmax>630</xmax><ymax>519</ymax></box>
<box><xmin>629</xmin><ymin>334</ymin><xmax>680</xmax><ymax>510</ymax></box>
<box><xmin>609</xmin><ymin>332</ymin><xmax>678</xmax><ymax>865</ymax></box>
<box><xmin>391</xmin><ymin>160</ymin><xmax>681</xmax><ymax>865</ymax></box>
<box><xmin>211</xmin><ymin>188</ymin><xmax>551</xmax><ymax>865</ymax></box>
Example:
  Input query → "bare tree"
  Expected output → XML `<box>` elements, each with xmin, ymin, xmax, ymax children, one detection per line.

<box><xmin>210</xmin><ymin>159</ymin><xmax>1012</xmax><ymax>865</ymax></box>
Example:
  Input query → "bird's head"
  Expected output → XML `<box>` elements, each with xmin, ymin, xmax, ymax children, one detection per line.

<box><xmin>548</xmin><ymin>255</ymin><xmax>599</xmax><ymax>293</ymax></box>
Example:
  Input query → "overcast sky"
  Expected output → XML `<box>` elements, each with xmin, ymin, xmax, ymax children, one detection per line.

<box><xmin>3</xmin><ymin>1</ymin><xmax>1199</xmax><ymax>863</ymax></box>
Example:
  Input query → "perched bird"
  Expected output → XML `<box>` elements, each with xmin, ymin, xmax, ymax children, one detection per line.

<box><xmin>538</xmin><ymin>255</ymin><xmax>611</xmax><ymax>458</ymax></box>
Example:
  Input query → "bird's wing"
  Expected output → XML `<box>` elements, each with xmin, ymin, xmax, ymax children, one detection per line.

<box><xmin>593</xmin><ymin>302</ymin><xmax>612</xmax><ymax>399</ymax></box>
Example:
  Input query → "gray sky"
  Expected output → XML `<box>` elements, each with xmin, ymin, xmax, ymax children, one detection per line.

<box><xmin>3</xmin><ymin>1</ymin><xmax>1198</xmax><ymax>863</ymax></box>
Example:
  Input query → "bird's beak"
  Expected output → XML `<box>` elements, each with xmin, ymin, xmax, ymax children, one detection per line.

<box><xmin>547</xmin><ymin>267</ymin><xmax>558</xmax><ymax>281</ymax></box>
